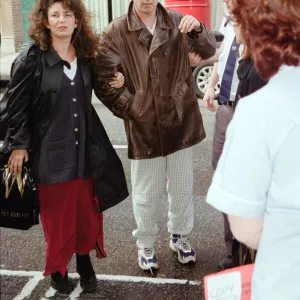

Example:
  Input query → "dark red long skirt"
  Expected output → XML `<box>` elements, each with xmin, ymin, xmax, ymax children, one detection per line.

<box><xmin>38</xmin><ymin>178</ymin><xmax>106</xmax><ymax>276</ymax></box>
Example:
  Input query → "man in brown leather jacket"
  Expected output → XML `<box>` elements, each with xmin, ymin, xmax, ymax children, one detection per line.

<box><xmin>95</xmin><ymin>0</ymin><xmax>216</xmax><ymax>272</ymax></box>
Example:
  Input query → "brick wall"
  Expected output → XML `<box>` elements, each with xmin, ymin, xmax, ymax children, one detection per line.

<box><xmin>11</xmin><ymin>0</ymin><xmax>23</xmax><ymax>52</ymax></box>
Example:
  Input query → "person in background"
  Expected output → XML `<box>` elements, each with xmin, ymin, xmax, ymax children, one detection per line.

<box><xmin>229</xmin><ymin>15</ymin><xmax>267</xmax><ymax>267</ymax></box>
<box><xmin>4</xmin><ymin>0</ymin><xmax>128</xmax><ymax>293</ymax></box>
<box><xmin>206</xmin><ymin>0</ymin><xmax>300</xmax><ymax>298</ymax></box>
<box><xmin>203</xmin><ymin>0</ymin><xmax>241</xmax><ymax>271</ymax></box>
<box><xmin>95</xmin><ymin>0</ymin><xmax>216</xmax><ymax>272</ymax></box>
<box><xmin>233</xmin><ymin>20</ymin><xmax>267</xmax><ymax>108</ymax></box>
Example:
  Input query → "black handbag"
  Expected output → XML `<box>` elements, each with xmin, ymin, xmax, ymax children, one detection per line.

<box><xmin>232</xmin><ymin>238</ymin><xmax>256</xmax><ymax>266</ymax></box>
<box><xmin>0</xmin><ymin>156</ymin><xmax>39</xmax><ymax>230</ymax></box>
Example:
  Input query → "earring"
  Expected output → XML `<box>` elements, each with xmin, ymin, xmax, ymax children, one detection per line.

<box><xmin>74</xmin><ymin>24</ymin><xmax>77</xmax><ymax>28</ymax></box>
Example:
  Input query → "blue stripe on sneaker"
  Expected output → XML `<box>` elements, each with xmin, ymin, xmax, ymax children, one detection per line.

<box><xmin>141</xmin><ymin>256</ymin><xmax>157</xmax><ymax>265</ymax></box>
<box><xmin>178</xmin><ymin>249</ymin><xmax>195</xmax><ymax>258</ymax></box>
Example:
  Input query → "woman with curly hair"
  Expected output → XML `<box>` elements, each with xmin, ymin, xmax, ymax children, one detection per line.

<box><xmin>206</xmin><ymin>0</ymin><xmax>300</xmax><ymax>298</ymax></box>
<box><xmin>4</xmin><ymin>0</ymin><xmax>128</xmax><ymax>293</ymax></box>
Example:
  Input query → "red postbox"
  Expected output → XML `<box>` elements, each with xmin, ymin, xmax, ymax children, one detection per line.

<box><xmin>164</xmin><ymin>0</ymin><xmax>211</xmax><ymax>29</ymax></box>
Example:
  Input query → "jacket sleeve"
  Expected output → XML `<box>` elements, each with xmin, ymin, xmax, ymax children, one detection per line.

<box><xmin>6</xmin><ymin>50</ymin><xmax>37</xmax><ymax>150</ymax></box>
<box><xmin>169</xmin><ymin>10</ymin><xmax>217</xmax><ymax>59</ymax></box>
<box><xmin>93</xmin><ymin>28</ymin><xmax>135</xmax><ymax>120</ymax></box>
<box><xmin>247</xmin><ymin>68</ymin><xmax>267</xmax><ymax>95</ymax></box>
<box><xmin>186</xmin><ymin>22</ymin><xmax>217</xmax><ymax>59</ymax></box>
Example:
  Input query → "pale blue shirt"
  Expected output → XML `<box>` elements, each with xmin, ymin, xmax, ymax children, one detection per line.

<box><xmin>207</xmin><ymin>65</ymin><xmax>300</xmax><ymax>300</ymax></box>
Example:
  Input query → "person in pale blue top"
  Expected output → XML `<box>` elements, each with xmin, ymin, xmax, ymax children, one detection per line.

<box><xmin>206</xmin><ymin>0</ymin><xmax>300</xmax><ymax>299</ymax></box>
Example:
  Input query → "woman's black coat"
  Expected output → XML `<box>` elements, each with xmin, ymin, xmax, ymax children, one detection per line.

<box><xmin>2</xmin><ymin>43</ymin><xmax>129</xmax><ymax>212</ymax></box>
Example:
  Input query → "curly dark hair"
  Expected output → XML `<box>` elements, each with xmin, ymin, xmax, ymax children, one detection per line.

<box><xmin>232</xmin><ymin>0</ymin><xmax>300</xmax><ymax>80</ymax></box>
<box><xmin>29</xmin><ymin>0</ymin><xmax>100</xmax><ymax>62</ymax></box>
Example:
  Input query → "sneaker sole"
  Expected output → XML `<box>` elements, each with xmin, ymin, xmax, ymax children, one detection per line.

<box><xmin>169</xmin><ymin>240</ymin><xmax>177</xmax><ymax>252</ymax></box>
<box><xmin>169</xmin><ymin>240</ymin><xmax>196</xmax><ymax>264</ymax></box>
<box><xmin>138</xmin><ymin>259</ymin><xmax>159</xmax><ymax>271</ymax></box>
<box><xmin>177</xmin><ymin>255</ymin><xmax>196</xmax><ymax>265</ymax></box>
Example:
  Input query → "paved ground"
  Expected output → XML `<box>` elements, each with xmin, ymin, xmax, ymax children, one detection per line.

<box><xmin>0</xmin><ymin>99</ymin><xmax>226</xmax><ymax>300</ymax></box>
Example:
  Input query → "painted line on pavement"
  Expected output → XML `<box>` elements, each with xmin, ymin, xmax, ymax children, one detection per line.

<box><xmin>0</xmin><ymin>269</ymin><xmax>201</xmax><ymax>286</ymax></box>
<box><xmin>12</xmin><ymin>273</ymin><xmax>44</xmax><ymax>300</ymax></box>
<box><xmin>113</xmin><ymin>145</ymin><xmax>128</xmax><ymax>149</ymax></box>
<box><xmin>44</xmin><ymin>286</ymin><xmax>56</xmax><ymax>298</ymax></box>
<box><xmin>68</xmin><ymin>282</ymin><xmax>83</xmax><ymax>300</ymax></box>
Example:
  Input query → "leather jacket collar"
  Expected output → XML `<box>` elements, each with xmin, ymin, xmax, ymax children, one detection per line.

<box><xmin>127</xmin><ymin>1</ymin><xmax>175</xmax><ymax>32</ymax></box>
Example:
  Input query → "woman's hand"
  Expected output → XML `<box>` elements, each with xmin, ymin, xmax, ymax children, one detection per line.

<box><xmin>109</xmin><ymin>72</ymin><xmax>125</xmax><ymax>88</ymax></box>
<box><xmin>8</xmin><ymin>149</ymin><xmax>29</xmax><ymax>175</ymax></box>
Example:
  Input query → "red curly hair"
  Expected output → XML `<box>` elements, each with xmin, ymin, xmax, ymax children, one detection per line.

<box><xmin>232</xmin><ymin>0</ymin><xmax>300</xmax><ymax>80</ymax></box>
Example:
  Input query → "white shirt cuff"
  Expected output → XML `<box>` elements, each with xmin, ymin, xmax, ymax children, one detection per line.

<box><xmin>206</xmin><ymin>183</ymin><xmax>265</xmax><ymax>218</ymax></box>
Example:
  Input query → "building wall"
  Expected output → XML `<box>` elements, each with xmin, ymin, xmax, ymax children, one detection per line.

<box><xmin>83</xmin><ymin>0</ymin><xmax>109</xmax><ymax>34</ymax></box>
<box><xmin>210</xmin><ymin>0</ymin><xmax>225</xmax><ymax>31</ymax></box>
<box><xmin>4</xmin><ymin>0</ymin><xmax>225</xmax><ymax>54</ymax></box>
<box><xmin>0</xmin><ymin>0</ymin><xmax>15</xmax><ymax>52</ymax></box>
<box><xmin>83</xmin><ymin>0</ymin><xmax>131</xmax><ymax>33</ymax></box>
<box><xmin>11</xmin><ymin>0</ymin><xmax>23</xmax><ymax>52</ymax></box>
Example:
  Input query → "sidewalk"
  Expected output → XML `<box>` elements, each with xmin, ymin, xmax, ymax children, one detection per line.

<box><xmin>0</xmin><ymin>52</ymin><xmax>19</xmax><ymax>81</ymax></box>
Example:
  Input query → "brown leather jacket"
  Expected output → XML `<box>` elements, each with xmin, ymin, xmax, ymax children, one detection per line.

<box><xmin>95</xmin><ymin>2</ymin><xmax>216</xmax><ymax>159</ymax></box>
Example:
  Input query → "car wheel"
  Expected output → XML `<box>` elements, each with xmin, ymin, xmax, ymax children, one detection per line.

<box><xmin>193</xmin><ymin>63</ymin><xmax>220</xmax><ymax>98</ymax></box>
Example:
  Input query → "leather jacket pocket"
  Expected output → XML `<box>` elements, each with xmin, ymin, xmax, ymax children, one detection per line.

<box><xmin>171</xmin><ymin>80</ymin><xmax>193</xmax><ymax>103</ymax></box>
<box><xmin>128</xmin><ymin>91</ymin><xmax>144</xmax><ymax>121</ymax></box>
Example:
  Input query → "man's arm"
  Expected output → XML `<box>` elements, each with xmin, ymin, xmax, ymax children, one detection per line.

<box><xmin>202</xmin><ymin>42</ymin><xmax>224</xmax><ymax>112</ymax></box>
<box><xmin>7</xmin><ymin>51</ymin><xmax>38</xmax><ymax>150</ymax></box>
<box><xmin>173</xmin><ymin>12</ymin><xmax>216</xmax><ymax>59</ymax></box>
<box><xmin>93</xmin><ymin>29</ymin><xmax>134</xmax><ymax>120</ymax></box>
<box><xmin>186</xmin><ymin>23</ymin><xmax>217</xmax><ymax>60</ymax></box>
<box><xmin>202</xmin><ymin>61</ymin><xmax>219</xmax><ymax>112</ymax></box>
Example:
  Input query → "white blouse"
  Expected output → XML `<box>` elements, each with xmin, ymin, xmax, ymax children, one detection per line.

<box><xmin>64</xmin><ymin>58</ymin><xmax>77</xmax><ymax>80</ymax></box>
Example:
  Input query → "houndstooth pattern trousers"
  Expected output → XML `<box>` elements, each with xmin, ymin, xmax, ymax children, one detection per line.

<box><xmin>131</xmin><ymin>147</ymin><xmax>194</xmax><ymax>249</ymax></box>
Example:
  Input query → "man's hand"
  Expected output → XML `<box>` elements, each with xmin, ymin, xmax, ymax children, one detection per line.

<box><xmin>179</xmin><ymin>15</ymin><xmax>202</xmax><ymax>33</ymax></box>
<box><xmin>203</xmin><ymin>86</ymin><xmax>217</xmax><ymax>112</ymax></box>
<box><xmin>8</xmin><ymin>149</ymin><xmax>29</xmax><ymax>175</ymax></box>
<box><xmin>109</xmin><ymin>72</ymin><xmax>125</xmax><ymax>89</ymax></box>
<box><xmin>188</xmin><ymin>52</ymin><xmax>202</xmax><ymax>67</ymax></box>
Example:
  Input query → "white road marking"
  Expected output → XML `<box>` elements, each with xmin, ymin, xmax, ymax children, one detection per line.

<box><xmin>44</xmin><ymin>287</ymin><xmax>56</xmax><ymax>298</ymax></box>
<box><xmin>1</xmin><ymin>269</ymin><xmax>201</xmax><ymax>300</ymax></box>
<box><xmin>113</xmin><ymin>145</ymin><xmax>128</xmax><ymax>149</ymax></box>
<box><xmin>0</xmin><ymin>269</ymin><xmax>201</xmax><ymax>286</ymax></box>
<box><xmin>68</xmin><ymin>282</ymin><xmax>83</xmax><ymax>300</ymax></box>
<box><xmin>12</xmin><ymin>274</ymin><xmax>44</xmax><ymax>300</ymax></box>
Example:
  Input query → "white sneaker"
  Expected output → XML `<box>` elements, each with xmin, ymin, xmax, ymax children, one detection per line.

<box><xmin>170</xmin><ymin>234</ymin><xmax>196</xmax><ymax>264</ymax></box>
<box><xmin>138</xmin><ymin>248</ymin><xmax>159</xmax><ymax>272</ymax></box>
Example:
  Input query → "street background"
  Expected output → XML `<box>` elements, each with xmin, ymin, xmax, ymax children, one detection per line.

<box><xmin>1</xmin><ymin>0</ymin><xmax>226</xmax><ymax>298</ymax></box>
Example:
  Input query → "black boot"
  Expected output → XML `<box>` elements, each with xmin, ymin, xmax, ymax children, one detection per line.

<box><xmin>217</xmin><ymin>255</ymin><xmax>235</xmax><ymax>271</ymax></box>
<box><xmin>51</xmin><ymin>271</ymin><xmax>69</xmax><ymax>292</ymax></box>
<box><xmin>76</xmin><ymin>254</ymin><xmax>97</xmax><ymax>292</ymax></box>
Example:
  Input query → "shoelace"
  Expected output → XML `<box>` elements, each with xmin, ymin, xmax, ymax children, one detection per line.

<box><xmin>177</xmin><ymin>235</ymin><xmax>190</xmax><ymax>251</ymax></box>
<box><xmin>143</xmin><ymin>248</ymin><xmax>155</xmax><ymax>275</ymax></box>
<box><xmin>144</xmin><ymin>248</ymin><xmax>154</xmax><ymax>257</ymax></box>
